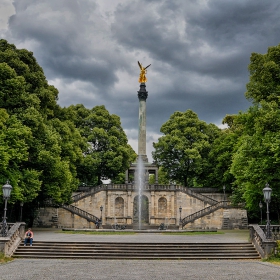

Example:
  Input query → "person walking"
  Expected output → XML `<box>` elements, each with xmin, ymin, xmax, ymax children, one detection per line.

<box><xmin>24</xmin><ymin>228</ymin><xmax>34</xmax><ymax>246</ymax></box>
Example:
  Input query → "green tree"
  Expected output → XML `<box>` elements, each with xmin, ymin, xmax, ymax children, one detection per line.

<box><xmin>0</xmin><ymin>39</ymin><xmax>84</xmax><ymax>206</ymax></box>
<box><xmin>230</xmin><ymin>101</ymin><xmax>280</xmax><ymax>221</ymax></box>
<box><xmin>149</xmin><ymin>167</ymin><xmax>170</xmax><ymax>185</ymax></box>
<box><xmin>229</xmin><ymin>44</ymin><xmax>280</xmax><ymax>222</ymax></box>
<box><xmin>63</xmin><ymin>104</ymin><xmax>137</xmax><ymax>185</ymax></box>
<box><xmin>152</xmin><ymin>110</ymin><xmax>219</xmax><ymax>187</ymax></box>
<box><xmin>246</xmin><ymin>44</ymin><xmax>280</xmax><ymax>104</ymax></box>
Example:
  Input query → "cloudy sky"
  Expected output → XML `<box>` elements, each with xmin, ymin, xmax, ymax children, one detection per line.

<box><xmin>1</xmin><ymin>0</ymin><xmax>280</xmax><ymax>161</ymax></box>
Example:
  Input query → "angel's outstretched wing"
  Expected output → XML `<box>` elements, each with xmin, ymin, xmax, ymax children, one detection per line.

<box><xmin>144</xmin><ymin>64</ymin><xmax>151</xmax><ymax>70</ymax></box>
<box><xmin>138</xmin><ymin>61</ymin><xmax>142</xmax><ymax>69</ymax></box>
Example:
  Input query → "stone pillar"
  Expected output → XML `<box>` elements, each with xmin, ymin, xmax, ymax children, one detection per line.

<box><xmin>171</xmin><ymin>192</ymin><xmax>175</xmax><ymax>219</ymax></box>
<box><xmin>127</xmin><ymin>191</ymin><xmax>132</xmax><ymax>224</ymax></box>
<box><xmin>137</xmin><ymin>83</ymin><xmax>148</xmax><ymax>162</ymax></box>
<box><xmin>107</xmin><ymin>191</ymin><xmax>111</xmax><ymax>219</ymax></box>
<box><xmin>125</xmin><ymin>169</ymin><xmax>128</xmax><ymax>184</ymax></box>
<box><xmin>151</xmin><ymin>191</ymin><xmax>155</xmax><ymax>217</ymax></box>
<box><xmin>127</xmin><ymin>191</ymin><xmax>131</xmax><ymax>216</ymax></box>
<box><xmin>155</xmin><ymin>168</ymin><xmax>158</xmax><ymax>184</ymax></box>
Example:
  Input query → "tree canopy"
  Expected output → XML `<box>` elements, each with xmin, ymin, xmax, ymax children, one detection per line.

<box><xmin>152</xmin><ymin>110</ymin><xmax>221</xmax><ymax>187</ymax></box>
<box><xmin>0</xmin><ymin>39</ymin><xmax>85</xmax><ymax>205</ymax></box>
<box><xmin>0</xmin><ymin>39</ymin><xmax>135</xmax><ymax>212</ymax></box>
<box><xmin>61</xmin><ymin>104</ymin><xmax>137</xmax><ymax>185</ymax></box>
<box><xmin>229</xmin><ymin>45</ymin><xmax>280</xmax><ymax>222</ymax></box>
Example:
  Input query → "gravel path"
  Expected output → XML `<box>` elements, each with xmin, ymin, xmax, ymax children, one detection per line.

<box><xmin>1</xmin><ymin>259</ymin><xmax>279</xmax><ymax>280</ymax></box>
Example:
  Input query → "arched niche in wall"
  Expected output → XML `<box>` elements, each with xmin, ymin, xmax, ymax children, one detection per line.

<box><xmin>158</xmin><ymin>197</ymin><xmax>167</xmax><ymax>217</ymax></box>
<box><xmin>115</xmin><ymin>197</ymin><xmax>124</xmax><ymax>217</ymax></box>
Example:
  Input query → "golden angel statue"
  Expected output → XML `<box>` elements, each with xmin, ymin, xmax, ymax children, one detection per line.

<box><xmin>138</xmin><ymin>61</ymin><xmax>151</xmax><ymax>83</ymax></box>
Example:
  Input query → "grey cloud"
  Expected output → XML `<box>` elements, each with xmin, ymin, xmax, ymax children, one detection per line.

<box><xmin>112</xmin><ymin>0</ymin><xmax>280</xmax><ymax>79</ymax></box>
<box><xmin>8</xmin><ymin>0</ymin><xmax>120</xmax><ymax>90</ymax></box>
<box><xmin>2</xmin><ymin>0</ymin><xmax>280</xmax><ymax>161</ymax></box>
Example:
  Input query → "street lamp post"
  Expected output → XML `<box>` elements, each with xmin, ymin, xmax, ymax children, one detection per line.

<box><xmin>179</xmin><ymin>206</ymin><xmax>182</xmax><ymax>224</ymax></box>
<box><xmin>263</xmin><ymin>183</ymin><xmax>272</xmax><ymax>239</ymax></box>
<box><xmin>20</xmin><ymin>202</ymin><xmax>24</xmax><ymax>222</ymax></box>
<box><xmin>100</xmin><ymin>205</ymin><xmax>103</xmax><ymax>222</ymax></box>
<box><xmin>2</xmin><ymin>181</ymin><xmax>12</xmax><ymax>237</ymax></box>
<box><xmin>223</xmin><ymin>185</ymin><xmax>226</xmax><ymax>201</ymax></box>
<box><xmin>259</xmin><ymin>201</ymin><xmax>263</xmax><ymax>225</ymax></box>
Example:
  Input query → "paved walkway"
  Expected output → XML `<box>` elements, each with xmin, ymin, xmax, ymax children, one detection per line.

<box><xmin>1</xmin><ymin>229</ymin><xmax>280</xmax><ymax>280</ymax></box>
<box><xmin>33</xmin><ymin>228</ymin><xmax>250</xmax><ymax>243</ymax></box>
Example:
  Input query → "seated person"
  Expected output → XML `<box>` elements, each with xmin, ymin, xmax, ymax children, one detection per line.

<box><xmin>24</xmin><ymin>228</ymin><xmax>34</xmax><ymax>246</ymax></box>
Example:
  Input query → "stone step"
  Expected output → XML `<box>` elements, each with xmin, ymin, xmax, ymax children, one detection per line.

<box><xmin>13</xmin><ymin>241</ymin><xmax>261</xmax><ymax>259</ymax></box>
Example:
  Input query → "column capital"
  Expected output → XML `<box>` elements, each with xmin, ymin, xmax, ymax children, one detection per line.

<box><xmin>138</xmin><ymin>83</ymin><xmax>148</xmax><ymax>101</ymax></box>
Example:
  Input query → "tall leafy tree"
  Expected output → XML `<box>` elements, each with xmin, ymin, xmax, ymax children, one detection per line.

<box><xmin>62</xmin><ymin>104</ymin><xmax>137</xmax><ymax>185</ymax></box>
<box><xmin>152</xmin><ymin>110</ymin><xmax>219</xmax><ymax>187</ymax></box>
<box><xmin>0</xmin><ymin>39</ymin><xmax>84</xmax><ymax>206</ymax></box>
<box><xmin>246</xmin><ymin>44</ymin><xmax>280</xmax><ymax>104</ymax></box>
<box><xmin>230</xmin><ymin>44</ymin><xmax>280</xmax><ymax>222</ymax></box>
<box><xmin>231</xmin><ymin>101</ymin><xmax>280</xmax><ymax>220</ymax></box>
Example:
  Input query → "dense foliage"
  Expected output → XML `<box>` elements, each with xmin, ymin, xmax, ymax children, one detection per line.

<box><xmin>0</xmin><ymin>40</ymin><xmax>135</xmax><ymax>219</ymax></box>
<box><xmin>152</xmin><ymin>110</ymin><xmax>221</xmax><ymax>187</ymax></box>
<box><xmin>0</xmin><ymin>39</ymin><xmax>82</xmax><ymax>205</ymax></box>
<box><xmin>229</xmin><ymin>45</ymin><xmax>280</xmax><ymax>222</ymax></box>
<box><xmin>60</xmin><ymin>104</ymin><xmax>137</xmax><ymax>185</ymax></box>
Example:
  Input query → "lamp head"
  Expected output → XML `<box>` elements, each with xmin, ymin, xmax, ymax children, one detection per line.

<box><xmin>263</xmin><ymin>183</ymin><xmax>272</xmax><ymax>203</ymax></box>
<box><xmin>2</xmin><ymin>181</ymin><xmax>12</xmax><ymax>199</ymax></box>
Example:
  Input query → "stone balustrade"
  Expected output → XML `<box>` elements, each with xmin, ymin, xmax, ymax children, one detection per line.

<box><xmin>249</xmin><ymin>224</ymin><xmax>278</xmax><ymax>258</ymax></box>
<box><xmin>0</xmin><ymin>222</ymin><xmax>26</xmax><ymax>256</ymax></box>
<box><xmin>181</xmin><ymin>201</ymin><xmax>230</xmax><ymax>227</ymax></box>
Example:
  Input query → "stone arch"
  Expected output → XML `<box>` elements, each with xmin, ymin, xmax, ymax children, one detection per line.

<box><xmin>133</xmin><ymin>195</ymin><xmax>149</xmax><ymax>224</ymax></box>
<box><xmin>158</xmin><ymin>197</ymin><xmax>167</xmax><ymax>217</ymax></box>
<box><xmin>115</xmin><ymin>197</ymin><xmax>124</xmax><ymax>217</ymax></box>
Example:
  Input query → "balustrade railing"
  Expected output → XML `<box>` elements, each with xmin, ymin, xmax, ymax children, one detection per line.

<box><xmin>0</xmin><ymin>222</ymin><xmax>13</xmax><ymax>236</ymax></box>
<box><xmin>72</xmin><ymin>184</ymin><xmax>219</xmax><ymax>206</ymax></box>
<box><xmin>260</xmin><ymin>225</ymin><xmax>280</xmax><ymax>241</ymax></box>
<box><xmin>181</xmin><ymin>201</ymin><xmax>230</xmax><ymax>227</ymax></box>
<box><xmin>249</xmin><ymin>224</ymin><xmax>278</xmax><ymax>258</ymax></box>
<box><xmin>0</xmin><ymin>222</ymin><xmax>26</xmax><ymax>257</ymax></box>
<box><xmin>62</xmin><ymin>205</ymin><xmax>99</xmax><ymax>223</ymax></box>
<box><xmin>180</xmin><ymin>188</ymin><xmax>218</xmax><ymax>205</ymax></box>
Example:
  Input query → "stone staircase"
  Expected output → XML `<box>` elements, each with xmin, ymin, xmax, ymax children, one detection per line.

<box><xmin>181</xmin><ymin>201</ymin><xmax>230</xmax><ymax>228</ymax></box>
<box><xmin>13</xmin><ymin>241</ymin><xmax>260</xmax><ymax>259</ymax></box>
<box><xmin>180</xmin><ymin>188</ymin><xmax>218</xmax><ymax>206</ymax></box>
<box><xmin>64</xmin><ymin>185</ymin><xmax>233</xmax><ymax>229</ymax></box>
<box><xmin>61</xmin><ymin>205</ymin><xmax>99</xmax><ymax>223</ymax></box>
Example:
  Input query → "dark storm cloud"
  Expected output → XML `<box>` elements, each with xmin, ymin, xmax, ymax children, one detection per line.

<box><xmin>111</xmin><ymin>0</ymin><xmax>280</xmax><ymax>124</ymax></box>
<box><xmin>2</xmin><ymin>0</ymin><xmax>280</xmax><ymax>160</ymax></box>
<box><xmin>113</xmin><ymin>0</ymin><xmax>280</xmax><ymax>78</ymax></box>
<box><xmin>7</xmin><ymin>0</ymin><xmax>122</xmax><ymax>91</ymax></box>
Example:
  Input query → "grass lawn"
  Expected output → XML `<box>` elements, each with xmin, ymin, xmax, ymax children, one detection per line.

<box><xmin>60</xmin><ymin>230</ymin><xmax>136</xmax><ymax>235</ymax></box>
<box><xmin>60</xmin><ymin>230</ymin><xmax>224</xmax><ymax>235</ymax></box>
<box><xmin>0</xmin><ymin>253</ymin><xmax>13</xmax><ymax>263</ymax></box>
<box><xmin>264</xmin><ymin>257</ymin><xmax>280</xmax><ymax>266</ymax></box>
<box><xmin>161</xmin><ymin>231</ymin><xmax>224</xmax><ymax>235</ymax></box>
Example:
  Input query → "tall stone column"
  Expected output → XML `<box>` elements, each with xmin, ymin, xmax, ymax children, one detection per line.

<box><xmin>137</xmin><ymin>83</ymin><xmax>148</xmax><ymax>162</ymax></box>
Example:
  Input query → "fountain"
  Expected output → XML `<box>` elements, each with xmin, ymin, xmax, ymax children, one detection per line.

<box><xmin>136</xmin><ymin>156</ymin><xmax>145</xmax><ymax>230</ymax></box>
